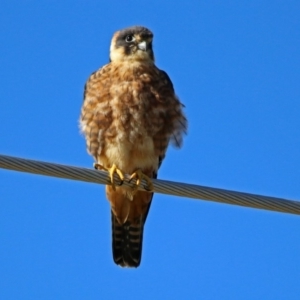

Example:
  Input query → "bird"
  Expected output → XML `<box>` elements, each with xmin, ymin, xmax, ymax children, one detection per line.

<box><xmin>80</xmin><ymin>26</ymin><xmax>187</xmax><ymax>267</ymax></box>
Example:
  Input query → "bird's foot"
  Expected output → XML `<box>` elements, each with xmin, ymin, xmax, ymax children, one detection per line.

<box><xmin>94</xmin><ymin>163</ymin><xmax>124</xmax><ymax>190</ymax></box>
<box><xmin>129</xmin><ymin>169</ymin><xmax>154</xmax><ymax>194</ymax></box>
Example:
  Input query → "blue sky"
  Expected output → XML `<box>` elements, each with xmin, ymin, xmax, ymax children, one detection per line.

<box><xmin>1</xmin><ymin>1</ymin><xmax>300</xmax><ymax>299</ymax></box>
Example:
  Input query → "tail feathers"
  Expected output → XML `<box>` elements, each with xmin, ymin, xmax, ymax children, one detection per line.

<box><xmin>112</xmin><ymin>212</ymin><xmax>145</xmax><ymax>268</ymax></box>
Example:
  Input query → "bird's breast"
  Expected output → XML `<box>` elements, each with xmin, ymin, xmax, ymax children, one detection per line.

<box><xmin>105</xmin><ymin>76</ymin><xmax>160</xmax><ymax>171</ymax></box>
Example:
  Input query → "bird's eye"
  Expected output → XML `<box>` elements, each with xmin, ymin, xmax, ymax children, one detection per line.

<box><xmin>125</xmin><ymin>35</ymin><xmax>134</xmax><ymax>42</ymax></box>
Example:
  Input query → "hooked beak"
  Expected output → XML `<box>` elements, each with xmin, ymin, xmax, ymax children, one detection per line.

<box><xmin>137</xmin><ymin>41</ymin><xmax>147</xmax><ymax>51</ymax></box>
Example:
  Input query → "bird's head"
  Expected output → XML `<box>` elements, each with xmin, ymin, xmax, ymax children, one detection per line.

<box><xmin>110</xmin><ymin>26</ymin><xmax>154</xmax><ymax>63</ymax></box>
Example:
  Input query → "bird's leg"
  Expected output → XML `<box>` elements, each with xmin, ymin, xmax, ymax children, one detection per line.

<box><xmin>129</xmin><ymin>169</ymin><xmax>154</xmax><ymax>194</ymax></box>
<box><xmin>94</xmin><ymin>163</ymin><xmax>124</xmax><ymax>190</ymax></box>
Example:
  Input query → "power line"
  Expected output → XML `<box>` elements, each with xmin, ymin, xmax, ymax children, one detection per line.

<box><xmin>0</xmin><ymin>154</ymin><xmax>299</xmax><ymax>215</ymax></box>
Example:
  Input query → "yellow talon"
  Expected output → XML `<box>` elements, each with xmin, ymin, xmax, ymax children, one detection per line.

<box><xmin>94</xmin><ymin>163</ymin><xmax>124</xmax><ymax>190</ymax></box>
<box><xmin>129</xmin><ymin>169</ymin><xmax>154</xmax><ymax>193</ymax></box>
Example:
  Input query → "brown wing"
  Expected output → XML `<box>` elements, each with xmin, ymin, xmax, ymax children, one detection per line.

<box><xmin>151</xmin><ymin>68</ymin><xmax>187</xmax><ymax>164</ymax></box>
<box><xmin>80</xmin><ymin>64</ymin><xmax>115</xmax><ymax>165</ymax></box>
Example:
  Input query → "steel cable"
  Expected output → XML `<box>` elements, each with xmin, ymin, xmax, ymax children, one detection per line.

<box><xmin>0</xmin><ymin>154</ymin><xmax>299</xmax><ymax>215</ymax></box>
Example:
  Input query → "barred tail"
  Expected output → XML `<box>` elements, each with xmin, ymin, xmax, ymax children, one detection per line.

<box><xmin>112</xmin><ymin>212</ymin><xmax>145</xmax><ymax>267</ymax></box>
<box><xmin>107</xmin><ymin>174</ymin><xmax>156</xmax><ymax>268</ymax></box>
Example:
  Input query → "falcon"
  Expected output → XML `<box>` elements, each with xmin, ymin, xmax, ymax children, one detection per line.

<box><xmin>80</xmin><ymin>26</ymin><xmax>187</xmax><ymax>267</ymax></box>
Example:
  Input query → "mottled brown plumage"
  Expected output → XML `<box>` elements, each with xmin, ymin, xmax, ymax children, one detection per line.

<box><xmin>80</xmin><ymin>26</ymin><xmax>187</xmax><ymax>267</ymax></box>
